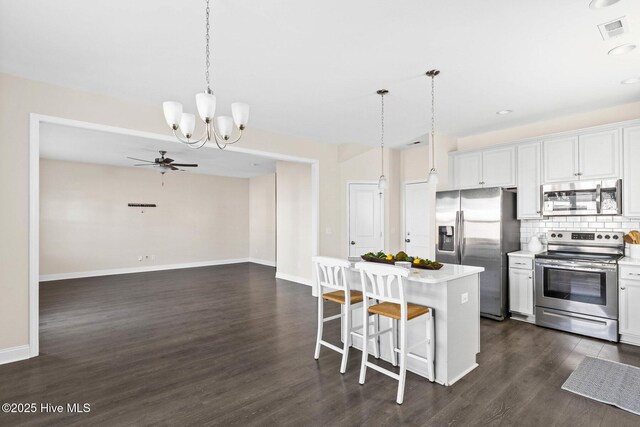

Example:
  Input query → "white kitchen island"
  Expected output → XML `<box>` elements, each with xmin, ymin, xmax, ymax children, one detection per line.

<box><xmin>346</xmin><ymin>262</ymin><xmax>484</xmax><ymax>386</ymax></box>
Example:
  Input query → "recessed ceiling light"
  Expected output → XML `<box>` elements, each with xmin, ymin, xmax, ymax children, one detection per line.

<box><xmin>590</xmin><ymin>0</ymin><xmax>621</xmax><ymax>9</ymax></box>
<box><xmin>608</xmin><ymin>44</ymin><xmax>636</xmax><ymax>55</ymax></box>
<box><xmin>496</xmin><ymin>110</ymin><xmax>513</xmax><ymax>115</ymax></box>
<box><xmin>621</xmin><ymin>77</ymin><xmax>640</xmax><ymax>85</ymax></box>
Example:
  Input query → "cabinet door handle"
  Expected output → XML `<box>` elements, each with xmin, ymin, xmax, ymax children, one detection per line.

<box><xmin>528</xmin><ymin>277</ymin><xmax>532</xmax><ymax>279</ymax></box>
<box><xmin>621</xmin><ymin>287</ymin><xmax>626</xmax><ymax>290</ymax></box>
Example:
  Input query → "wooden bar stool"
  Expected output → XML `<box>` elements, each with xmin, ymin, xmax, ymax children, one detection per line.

<box><xmin>313</xmin><ymin>256</ymin><xmax>380</xmax><ymax>374</ymax></box>
<box><xmin>355</xmin><ymin>261</ymin><xmax>435</xmax><ymax>405</ymax></box>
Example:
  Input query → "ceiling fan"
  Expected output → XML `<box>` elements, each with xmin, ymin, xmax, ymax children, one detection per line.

<box><xmin>127</xmin><ymin>150</ymin><xmax>198</xmax><ymax>174</ymax></box>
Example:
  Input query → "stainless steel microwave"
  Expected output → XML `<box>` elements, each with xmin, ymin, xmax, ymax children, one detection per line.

<box><xmin>541</xmin><ymin>179</ymin><xmax>622</xmax><ymax>216</ymax></box>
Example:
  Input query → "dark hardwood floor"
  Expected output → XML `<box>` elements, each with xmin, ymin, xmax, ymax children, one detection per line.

<box><xmin>1</xmin><ymin>263</ymin><xmax>639</xmax><ymax>426</ymax></box>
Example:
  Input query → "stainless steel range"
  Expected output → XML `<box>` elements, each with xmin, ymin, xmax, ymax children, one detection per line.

<box><xmin>535</xmin><ymin>230</ymin><xmax>624</xmax><ymax>342</ymax></box>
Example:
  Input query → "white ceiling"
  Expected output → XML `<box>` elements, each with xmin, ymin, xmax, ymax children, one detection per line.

<box><xmin>2</xmin><ymin>0</ymin><xmax>640</xmax><ymax>147</ymax></box>
<box><xmin>40</xmin><ymin>123</ymin><xmax>277</xmax><ymax>178</ymax></box>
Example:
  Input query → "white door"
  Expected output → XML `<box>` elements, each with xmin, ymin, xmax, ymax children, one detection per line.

<box><xmin>517</xmin><ymin>142</ymin><xmax>542</xmax><ymax>219</ymax></box>
<box><xmin>482</xmin><ymin>146</ymin><xmax>516</xmax><ymax>187</ymax></box>
<box><xmin>542</xmin><ymin>137</ymin><xmax>579</xmax><ymax>183</ymax></box>
<box><xmin>452</xmin><ymin>151</ymin><xmax>483</xmax><ymax>189</ymax></box>
<box><xmin>348</xmin><ymin>183</ymin><xmax>383</xmax><ymax>257</ymax></box>
<box><xmin>624</xmin><ymin>126</ymin><xmax>640</xmax><ymax>217</ymax></box>
<box><xmin>403</xmin><ymin>182</ymin><xmax>430</xmax><ymax>259</ymax></box>
<box><xmin>578</xmin><ymin>130</ymin><xmax>621</xmax><ymax>180</ymax></box>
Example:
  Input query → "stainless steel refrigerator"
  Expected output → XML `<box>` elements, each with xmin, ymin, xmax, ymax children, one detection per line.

<box><xmin>435</xmin><ymin>187</ymin><xmax>520</xmax><ymax>320</ymax></box>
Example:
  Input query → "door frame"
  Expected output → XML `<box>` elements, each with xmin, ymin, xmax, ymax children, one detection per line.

<box><xmin>28</xmin><ymin>113</ymin><xmax>320</xmax><ymax>359</ymax></box>
<box><xmin>346</xmin><ymin>181</ymin><xmax>385</xmax><ymax>256</ymax></box>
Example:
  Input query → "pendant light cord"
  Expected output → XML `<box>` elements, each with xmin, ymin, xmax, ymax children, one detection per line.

<box><xmin>205</xmin><ymin>0</ymin><xmax>212</xmax><ymax>93</ymax></box>
<box><xmin>380</xmin><ymin>91</ymin><xmax>385</xmax><ymax>176</ymax></box>
<box><xmin>430</xmin><ymin>73</ymin><xmax>436</xmax><ymax>172</ymax></box>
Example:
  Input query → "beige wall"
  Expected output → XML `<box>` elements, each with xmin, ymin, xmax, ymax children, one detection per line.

<box><xmin>0</xmin><ymin>72</ymin><xmax>342</xmax><ymax>351</ymax></box>
<box><xmin>40</xmin><ymin>159</ymin><xmax>250</xmax><ymax>276</ymax></box>
<box><xmin>457</xmin><ymin>100</ymin><xmax>640</xmax><ymax>150</ymax></box>
<box><xmin>249</xmin><ymin>173</ymin><xmax>276</xmax><ymax>264</ymax></box>
<box><xmin>276</xmin><ymin>162</ymin><xmax>312</xmax><ymax>281</ymax></box>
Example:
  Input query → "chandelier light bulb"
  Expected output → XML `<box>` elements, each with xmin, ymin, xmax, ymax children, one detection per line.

<box><xmin>179</xmin><ymin>113</ymin><xmax>196</xmax><ymax>139</ymax></box>
<box><xmin>195</xmin><ymin>92</ymin><xmax>217</xmax><ymax>122</ymax></box>
<box><xmin>232</xmin><ymin>102</ymin><xmax>250</xmax><ymax>129</ymax></box>
<box><xmin>163</xmin><ymin>101</ymin><xmax>183</xmax><ymax>129</ymax></box>
<box><xmin>216</xmin><ymin>116</ymin><xmax>234</xmax><ymax>140</ymax></box>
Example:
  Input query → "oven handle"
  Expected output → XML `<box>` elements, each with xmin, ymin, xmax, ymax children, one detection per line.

<box><xmin>535</xmin><ymin>261</ymin><xmax>616</xmax><ymax>272</ymax></box>
<box><xmin>542</xmin><ymin>310</ymin><xmax>608</xmax><ymax>326</ymax></box>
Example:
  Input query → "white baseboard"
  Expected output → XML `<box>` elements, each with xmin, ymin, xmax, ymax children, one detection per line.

<box><xmin>0</xmin><ymin>345</ymin><xmax>31</xmax><ymax>365</ymax></box>
<box><xmin>39</xmin><ymin>258</ymin><xmax>251</xmax><ymax>282</ymax></box>
<box><xmin>248</xmin><ymin>258</ymin><xmax>277</xmax><ymax>267</ymax></box>
<box><xmin>275</xmin><ymin>271</ymin><xmax>313</xmax><ymax>287</ymax></box>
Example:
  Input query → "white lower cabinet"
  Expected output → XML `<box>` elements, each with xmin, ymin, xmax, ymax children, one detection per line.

<box><xmin>509</xmin><ymin>268</ymin><xmax>534</xmax><ymax>316</ymax></box>
<box><xmin>508</xmin><ymin>254</ymin><xmax>535</xmax><ymax>320</ymax></box>
<box><xmin>619</xmin><ymin>264</ymin><xmax>640</xmax><ymax>346</ymax></box>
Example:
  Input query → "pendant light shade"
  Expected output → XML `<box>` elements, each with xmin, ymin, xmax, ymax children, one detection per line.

<box><xmin>378</xmin><ymin>175</ymin><xmax>388</xmax><ymax>190</ymax></box>
<box><xmin>427</xmin><ymin>169</ymin><xmax>439</xmax><ymax>185</ymax></box>
<box><xmin>163</xmin><ymin>101</ymin><xmax>183</xmax><ymax>129</ymax></box>
<box><xmin>196</xmin><ymin>92</ymin><xmax>217</xmax><ymax>122</ymax></box>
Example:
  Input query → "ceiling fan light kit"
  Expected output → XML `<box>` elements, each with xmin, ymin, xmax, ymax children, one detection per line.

<box><xmin>162</xmin><ymin>0</ymin><xmax>249</xmax><ymax>150</ymax></box>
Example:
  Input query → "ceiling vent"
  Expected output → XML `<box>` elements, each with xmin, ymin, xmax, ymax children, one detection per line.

<box><xmin>598</xmin><ymin>17</ymin><xmax>629</xmax><ymax>40</ymax></box>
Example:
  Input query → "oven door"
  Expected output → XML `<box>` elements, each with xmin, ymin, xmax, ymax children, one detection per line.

<box><xmin>535</xmin><ymin>259</ymin><xmax>618</xmax><ymax>319</ymax></box>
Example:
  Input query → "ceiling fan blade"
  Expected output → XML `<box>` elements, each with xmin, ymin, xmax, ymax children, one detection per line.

<box><xmin>170</xmin><ymin>163</ymin><xmax>198</xmax><ymax>167</ymax></box>
<box><xmin>133</xmin><ymin>164</ymin><xmax>156</xmax><ymax>166</ymax></box>
<box><xmin>127</xmin><ymin>157</ymin><xmax>154</xmax><ymax>163</ymax></box>
<box><xmin>163</xmin><ymin>158</ymin><xmax>175</xmax><ymax>164</ymax></box>
<box><xmin>170</xmin><ymin>166</ymin><xmax>179</xmax><ymax>171</ymax></box>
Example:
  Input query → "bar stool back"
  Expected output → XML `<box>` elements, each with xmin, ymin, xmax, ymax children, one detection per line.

<box><xmin>355</xmin><ymin>261</ymin><xmax>435</xmax><ymax>404</ymax></box>
<box><xmin>312</xmin><ymin>256</ymin><xmax>379</xmax><ymax>373</ymax></box>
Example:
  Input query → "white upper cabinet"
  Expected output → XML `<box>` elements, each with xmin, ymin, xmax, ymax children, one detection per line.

<box><xmin>578</xmin><ymin>130</ymin><xmax>620</xmax><ymax>181</ymax></box>
<box><xmin>482</xmin><ymin>146</ymin><xmax>516</xmax><ymax>188</ymax></box>
<box><xmin>542</xmin><ymin>137</ymin><xmax>579</xmax><ymax>183</ymax></box>
<box><xmin>542</xmin><ymin>130</ymin><xmax>621</xmax><ymax>183</ymax></box>
<box><xmin>450</xmin><ymin>146</ymin><xmax>515</xmax><ymax>189</ymax></box>
<box><xmin>623</xmin><ymin>126</ymin><xmax>640</xmax><ymax>217</ymax></box>
<box><xmin>517</xmin><ymin>142</ymin><xmax>541</xmax><ymax>219</ymax></box>
<box><xmin>452</xmin><ymin>151</ymin><xmax>482</xmax><ymax>189</ymax></box>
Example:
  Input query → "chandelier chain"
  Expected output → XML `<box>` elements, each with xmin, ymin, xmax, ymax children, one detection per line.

<box><xmin>205</xmin><ymin>0</ymin><xmax>211</xmax><ymax>92</ymax></box>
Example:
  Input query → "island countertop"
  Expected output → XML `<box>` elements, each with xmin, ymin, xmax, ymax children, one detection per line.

<box><xmin>349</xmin><ymin>261</ymin><xmax>484</xmax><ymax>284</ymax></box>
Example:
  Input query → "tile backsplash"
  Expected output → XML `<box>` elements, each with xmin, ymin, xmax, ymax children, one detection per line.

<box><xmin>520</xmin><ymin>216</ymin><xmax>640</xmax><ymax>250</ymax></box>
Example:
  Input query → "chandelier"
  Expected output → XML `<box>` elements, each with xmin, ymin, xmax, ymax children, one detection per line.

<box><xmin>377</xmin><ymin>89</ymin><xmax>389</xmax><ymax>191</ymax></box>
<box><xmin>162</xmin><ymin>0</ymin><xmax>249</xmax><ymax>149</ymax></box>
<box><xmin>426</xmin><ymin>69</ymin><xmax>440</xmax><ymax>184</ymax></box>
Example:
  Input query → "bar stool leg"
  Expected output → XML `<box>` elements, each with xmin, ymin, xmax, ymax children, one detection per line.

<box><xmin>359</xmin><ymin>300</ymin><xmax>369</xmax><ymax>385</ymax></box>
<box><xmin>396</xmin><ymin>317</ymin><xmax>408</xmax><ymax>405</ymax></box>
<box><xmin>373</xmin><ymin>313</ymin><xmax>380</xmax><ymax>359</ymax></box>
<box><xmin>340</xmin><ymin>303</ymin><xmax>350</xmax><ymax>374</ymax></box>
<box><xmin>314</xmin><ymin>293</ymin><xmax>324</xmax><ymax>360</ymax></box>
<box><xmin>390</xmin><ymin>318</ymin><xmax>398</xmax><ymax>367</ymax></box>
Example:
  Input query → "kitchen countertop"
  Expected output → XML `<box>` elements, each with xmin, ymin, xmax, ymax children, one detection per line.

<box><xmin>508</xmin><ymin>250</ymin><xmax>542</xmax><ymax>258</ymax></box>
<box><xmin>619</xmin><ymin>257</ymin><xmax>640</xmax><ymax>266</ymax></box>
<box><xmin>350</xmin><ymin>261</ymin><xmax>484</xmax><ymax>284</ymax></box>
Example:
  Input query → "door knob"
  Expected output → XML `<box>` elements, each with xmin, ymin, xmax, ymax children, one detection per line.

<box><xmin>405</xmin><ymin>239</ymin><xmax>411</xmax><ymax>243</ymax></box>
<box><xmin>350</xmin><ymin>241</ymin><xmax>356</xmax><ymax>245</ymax></box>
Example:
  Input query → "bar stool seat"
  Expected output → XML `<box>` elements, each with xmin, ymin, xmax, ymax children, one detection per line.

<box><xmin>323</xmin><ymin>290</ymin><xmax>364</xmax><ymax>305</ymax></box>
<box><xmin>368</xmin><ymin>302</ymin><xmax>429</xmax><ymax>320</ymax></box>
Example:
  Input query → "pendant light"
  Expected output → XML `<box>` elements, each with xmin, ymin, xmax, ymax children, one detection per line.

<box><xmin>426</xmin><ymin>69</ymin><xmax>440</xmax><ymax>184</ymax></box>
<box><xmin>377</xmin><ymin>89</ymin><xmax>389</xmax><ymax>190</ymax></box>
